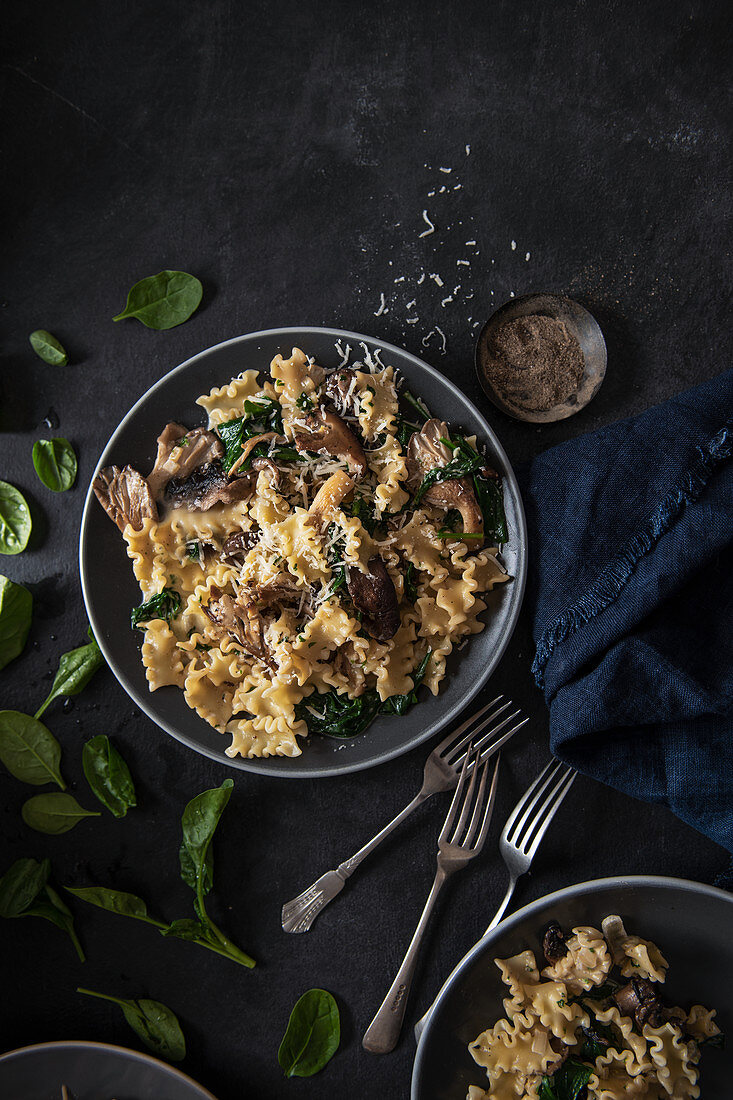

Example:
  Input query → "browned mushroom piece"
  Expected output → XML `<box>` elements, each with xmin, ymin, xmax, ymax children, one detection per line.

<box><xmin>203</xmin><ymin>585</ymin><xmax>274</xmax><ymax>669</ymax></box>
<box><xmin>250</xmin><ymin>454</ymin><xmax>281</xmax><ymax>486</ymax></box>
<box><xmin>165</xmin><ymin>462</ymin><xmax>255</xmax><ymax>511</ymax></box>
<box><xmin>542</xmin><ymin>920</ymin><xmax>569</xmax><ymax>965</ymax></box>
<box><xmin>147</xmin><ymin>422</ymin><xmax>225</xmax><ymax>498</ymax></box>
<box><xmin>325</xmin><ymin>368</ymin><xmax>360</xmax><ymax>418</ymax></box>
<box><xmin>613</xmin><ymin>978</ymin><xmax>685</xmax><ymax>1030</ymax></box>
<box><xmin>347</xmin><ymin>556</ymin><xmax>400</xmax><ymax>641</ymax></box>
<box><xmin>227</xmin><ymin>432</ymin><xmax>285</xmax><ymax>476</ymax></box>
<box><xmin>407</xmin><ymin>419</ymin><xmax>484</xmax><ymax>543</ymax></box>
<box><xmin>294</xmin><ymin>407</ymin><xmax>367</xmax><ymax>479</ymax></box>
<box><xmin>93</xmin><ymin>465</ymin><xmax>158</xmax><ymax>532</ymax></box>
<box><xmin>220</xmin><ymin>530</ymin><xmax>260</xmax><ymax>563</ymax></box>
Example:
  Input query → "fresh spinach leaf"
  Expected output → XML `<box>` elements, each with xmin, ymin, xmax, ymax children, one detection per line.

<box><xmin>402</xmin><ymin>390</ymin><xmax>430</xmax><ymax>422</ymax></box>
<box><xmin>381</xmin><ymin>651</ymin><xmax>431</xmax><ymax>716</ymax></box>
<box><xmin>65</xmin><ymin>885</ymin><xmax>164</xmax><ymax>926</ymax></box>
<box><xmin>186</xmin><ymin>541</ymin><xmax>201</xmax><ymax>561</ymax></box>
<box><xmin>296</xmin><ymin>689</ymin><xmax>382</xmax><ymax>739</ymax></box>
<box><xmin>403</xmin><ymin>562</ymin><xmax>418</xmax><ymax>603</ymax></box>
<box><xmin>324</xmin><ymin>525</ymin><xmax>347</xmax><ymax>595</ymax></box>
<box><xmin>76</xmin><ymin>987</ymin><xmax>186</xmax><ymax>1062</ymax></box>
<box><xmin>0</xmin><ymin>576</ymin><xmax>33</xmax><ymax>671</ymax></box>
<box><xmin>29</xmin><ymin>330</ymin><xmax>68</xmax><ymax>366</ymax></box>
<box><xmin>701</xmin><ymin>1031</ymin><xmax>725</xmax><ymax>1048</ymax></box>
<box><xmin>0</xmin><ymin>481</ymin><xmax>32</xmax><ymax>555</ymax></box>
<box><xmin>411</xmin><ymin>448</ymin><xmax>484</xmax><ymax>509</ymax></box>
<box><xmin>112</xmin><ymin>270</ymin><xmax>202</xmax><ymax>330</ymax></box>
<box><xmin>130</xmin><ymin>587</ymin><xmax>182</xmax><ymax>629</ymax></box>
<box><xmin>538</xmin><ymin>1059</ymin><xmax>593</xmax><ymax>1100</ymax></box>
<box><xmin>473</xmin><ymin>471</ymin><xmax>507</xmax><ymax>544</ymax></box>
<box><xmin>579</xmin><ymin>1020</ymin><xmax>617</xmax><ymax>1061</ymax></box>
<box><xmin>0</xmin><ymin>710</ymin><xmax>65</xmax><ymax>788</ymax></box>
<box><xmin>0</xmin><ymin>856</ymin><xmax>50</xmax><ymax>916</ymax></box>
<box><xmin>179</xmin><ymin>778</ymin><xmax>256</xmax><ymax>969</ymax></box>
<box><xmin>35</xmin><ymin>634</ymin><xmax>105</xmax><ymax>719</ymax></box>
<box><xmin>82</xmin><ymin>735</ymin><xmax>137</xmax><ymax>817</ymax></box>
<box><xmin>32</xmin><ymin>438</ymin><xmax>77</xmax><ymax>492</ymax></box>
<box><xmin>1</xmin><ymin>857</ymin><xmax>84</xmax><ymax>959</ymax></box>
<box><xmin>343</xmin><ymin>496</ymin><xmax>379</xmax><ymax>535</ymax></box>
<box><xmin>278</xmin><ymin>988</ymin><xmax>340</xmax><ymax>1078</ymax></box>
<box><xmin>22</xmin><ymin>792</ymin><xmax>100</xmax><ymax>834</ymax></box>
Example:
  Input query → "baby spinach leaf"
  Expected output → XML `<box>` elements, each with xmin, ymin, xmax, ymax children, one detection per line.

<box><xmin>82</xmin><ymin>735</ymin><xmax>136</xmax><ymax>817</ymax></box>
<box><xmin>25</xmin><ymin>884</ymin><xmax>85</xmax><ymax>961</ymax></box>
<box><xmin>0</xmin><ymin>856</ymin><xmax>50</xmax><ymax>916</ymax></box>
<box><xmin>130</xmin><ymin>586</ymin><xmax>181</xmax><ymax>629</ymax></box>
<box><xmin>66</xmin><ymin>885</ymin><xmax>164</xmax><ymax>926</ymax></box>
<box><xmin>411</xmin><ymin>448</ymin><xmax>485</xmax><ymax>509</ymax></box>
<box><xmin>32</xmin><ymin>438</ymin><xmax>77</xmax><ymax>492</ymax></box>
<box><xmin>278</xmin><ymin>988</ymin><xmax>340</xmax><ymax>1078</ymax></box>
<box><xmin>0</xmin><ymin>481</ymin><xmax>32</xmax><ymax>556</ymax></box>
<box><xmin>0</xmin><ymin>710</ymin><xmax>65</xmax><ymax>788</ymax></box>
<box><xmin>112</xmin><ymin>270</ymin><xmax>202</xmax><ymax>331</ymax></box>
<box><xmin>403</xmin><ymin>562</ymin><xmax>418</xmax><ymax>603</ymax></box>
<box><xmin>29</xmin><ymin>329</ymin><xmax>68</xmax><ymax>366</ymax></box>
<box><xmin>161</xmin><ymin>916</ymin><xmax>211</xmax><ymax>942</ymax></box>
<box><xmin>22</xmin><ymin>792</ymin><xmax>100</xmax><ymax>834</ymax></box>
<box><xmin>0</xmin><ymin>857</ymin><xmax>84</xmax><ymax>959</ymax></box>
<box><xmin>76</xmin><ymin>987</ymin><xmax>186</xmax><ymax>1062</ymax></box>
<box><xmin>380</xmin><ymin>650</ymin><xmax>431</xmax><ymax>716</ymax></box>
<box><xmin>538</xmin><ymin>1059</ymin><xmax>593</xmax><ymax>1100</ymax></box>
<box><xmin>579</xmin><ymin>1020</ymin><xmax>617</xmax><ymax>1061</ymax></box>
<box><xmin>473</xmin><ymin>470</ymin><xmax>507</xmax><ymax>544</ymax></box>
<box><xmin>0</xmin><ymin>575</ymin><xmax>33</xmax><ymax>671</ymax></box>
<box><xmin>295</xmin><ymin>689</ymin><xmax>383</xmax><ymax>739</ymax></box>
<box><xmin>35</xmin><ymin>635</ymin><xmax>105</xmax><ymax>719</ymax></box>
<box><xmin>180</xmin><ymin>779</ymin><xmax>233</xmax><ymax>900</ymax></box>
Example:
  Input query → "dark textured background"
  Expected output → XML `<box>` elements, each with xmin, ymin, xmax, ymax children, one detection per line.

<box><xmin>1</xmin><ymin>1</ymin><xmax>730</xmax><ymax>1097</ymax></box>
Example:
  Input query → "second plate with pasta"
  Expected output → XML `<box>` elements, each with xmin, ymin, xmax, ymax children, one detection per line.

<box><xmin>79</xmin><ymin>327</ymin><xmax>526</xmax><ymax>777</ymax></box>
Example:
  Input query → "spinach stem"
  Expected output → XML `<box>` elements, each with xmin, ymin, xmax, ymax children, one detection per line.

<box><xmin>77</xmin><ymin>987</ymin><xmax>127</xmax><ymax>1008</ymax></box>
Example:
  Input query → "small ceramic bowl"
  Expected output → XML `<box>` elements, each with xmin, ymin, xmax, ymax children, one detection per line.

<box><xmin>475</xmin><ymin>293</ymin><xmax>607</xmax><ymax>423</ymax></box>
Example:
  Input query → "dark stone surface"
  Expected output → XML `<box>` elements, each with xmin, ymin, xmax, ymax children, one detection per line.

<box><xmin>1</xmin><ymin>1</ymin><xmax>729</xmax><ymax>1097</ymax></box>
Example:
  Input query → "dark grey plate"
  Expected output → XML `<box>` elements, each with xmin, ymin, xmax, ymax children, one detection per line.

<box><xmin>79</xmin><ymin>327</ymin><xmax>527</xmax><ymax>778</ymax></box>
<box><xmin>0</xmin><ymin>1040</ymin><xmax>218</xmax><ymax>1100</ymax></box>
<box><xmin>412</xmin><ymin>876</ymin><xmax>733</xmax><ymax>1100</ymax></box>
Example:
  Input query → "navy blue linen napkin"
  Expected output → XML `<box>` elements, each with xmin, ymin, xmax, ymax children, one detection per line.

<box><xmin>521</xmin><ymin>369</ymin><xmax>733</xmax><ymax>852</ymax></box>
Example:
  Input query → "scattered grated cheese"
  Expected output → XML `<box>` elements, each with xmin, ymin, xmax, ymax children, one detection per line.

<box><xmin>525</xmin><ymin>251</ymin><xmax>531</xmax><ymax>261</ymax></box>
<box><xmin>417</xmin><ymin>273</ymin><xmax>426</xmax><ymax>285</ymax></box>
<box><xmin>419</xmin><ymin>210</ymin><xmax>435</xmax><ymax>238</ymax></box>
<box><xmin>457</xmin><ymin>259</ymin><xmax>470</xmax><ymax>265</ymax></box>
<box><xmin>422</xmin><ymin>327</ymin><xmax>447</xmax><ymax>354</ymax></box>
<box><xmin>453</xmin><ymin>184</ymin><xmax>462</xmax><ymax>190</ymax></box>
<box><xmin>406</xmin><ymin>317</ymin><xmax>419</xmax><ymax>324</ymax></box>
<box><xmin>334</xmin><ymin>340</ymin><xmax>351</xmax><ymax>367</ymax></box>
<box><xmin>439</xmin><ymin>185</ymin><xmax>447</xmax><ymax>193</ymax></box>
<box><xmin>439</xmin><ymin>166</ymin><xmax>452</xmax><ymax>173</ymax></box>
<box><xmin>441</xmin><ymin>295</ymin><xmax>453</xmax><ymax>307</ymax></box>
<box><xmin>465</xmin><ymin>239</ymin><xmax>476</xmax><ymax>246</ymax></box>
<box><xmin>394</xmin><ymin>275</ymin><xmax>405</xmax><ymax>283</ymax></box>
<box><xmin>406</xmin><ymin>299</ymin><xmax>416</xmax><ymax>309</ymax></box>
<box><xmin>511</xmin><ymin>240</ymin><xmax>517</xmax><ymax>250</ymax></box>
<box><xmin>465</xmin><ymin>144</ymin><xmax>470</xmax><ymax>154</ymax></box>
<box><xmin>374</xmin><ymin>293</ymin><xmax>388</xmax><ymax>316</ymax></box>
<box><xmin>430</xmin><ymin>272</ymin><xmax>444</xmax><ymax>287</ymax></box>
<box><xmin>427</xmin><ymin>190</ymin><xmax>435</xmax><ymax>197</ymax></box>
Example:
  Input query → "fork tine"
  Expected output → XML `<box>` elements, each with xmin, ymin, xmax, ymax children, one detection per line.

<box><xmin>438</xmin><ymin>742</ymin><xmax>474</xmax><ymax>843</ymax></box>
<box><xmin>450</xmin><ymin>744</ymin><xmax>483</xmax><ymax>843</ymax></box>
<box><xmin>472</xmin><ymin>753</ymin><xmax>502</xmax><ymax>852</ymax></box>
<box><xmin>441</xmin><ymin>698</ymin><xmax>512</xmax><ymax>764</ymax></box>
<box><xmin>523</xmin><ymin>768</ymin><xmax>576</xmax><ymax>859</ymax></box>
<box><xmin>472</xmin><ymin>713</ymin><xmax>529</xmax><ymax>760</ymax></box>
<box><xmin>459</xmin><ymin>752</ymin><xmax>492</xmax><ymax>848</ymax></box>
<box><xmin>505</xmin><ymin>760</ymin><xmax>564</xmax><ymax>843</ymax></box>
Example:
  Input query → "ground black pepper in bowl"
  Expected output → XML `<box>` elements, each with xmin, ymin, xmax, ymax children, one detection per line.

<box><xmin>475</xmin><ymin>293</ymin><xmax>607</xmax><ymax>423</ymax></box>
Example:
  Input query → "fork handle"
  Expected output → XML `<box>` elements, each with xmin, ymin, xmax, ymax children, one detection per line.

<box><xmin>363</xmin><ymin>865</ymin><xmax>449</xmax><ymax>1054</ymax></box>
<box><xmin>484</xmin><ymin>872</ymin><xmax>519</xmax><ymax>935</ymax></box>
<box><xmin>337</xmin><ymin>789</ymin><xmax>429</xmax><ymax>878</ymax></box>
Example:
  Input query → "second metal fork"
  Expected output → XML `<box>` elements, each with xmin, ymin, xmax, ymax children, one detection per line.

<box><xmin>281</xmin><ymin>696</ymin><xmax>527</xmax><ymax>933</ymax></box>
<box><xmin>363</xmin><ymin>744</ymin><xmax>501</xmax><ymax>1054</ymax></box>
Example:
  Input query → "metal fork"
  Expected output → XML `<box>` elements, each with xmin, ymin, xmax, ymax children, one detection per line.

<box><xmin>413</xmin><ymin>758</ymin><xmax>577</xmax><ymax>1041</ymax></box>
<box><xmin>363</xmin><ymin>744</ymin><xmax>501</xmax><ymax>1054</ymax></box>
<box><xmin>281</xmin><ymin>697</ymin><xmax>527</xmax><ymax>933</ymax></box>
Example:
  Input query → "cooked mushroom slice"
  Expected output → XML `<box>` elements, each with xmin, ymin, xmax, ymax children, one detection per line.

<box><xmin>250</xmin><ymin>454</ymin><xmax>281</xmax><ymax>487</ymax></box>
<box><xmin>407</xmin><ymin>418</ymin><xmax>484</xmax><ymax>543</ymax></box>
<box><xmin>228</xmin><ymin>432</ymin><xmax>284</xmax><ymax>477</ymax></box>
<box><xmin>220</xmin><ymin>530</ymin><xmax>260</xmax><ymax>563</ymax></box>
<box><xmin>613</xmin><ymin>978</ymin><xmax>685</xmax><ymax>1030</ymax></box>
<box><xmin>93</xmin><ymin>465</ymin><xmax>158</xmax><ymax>532</ymax></box>
<box><xmin>294</xmin><ymin>408</ymin><xmax>367</xmax><ymax>479</ymax></box>
<box><xmin>347</xmin><ymin>555</ymin><xmax>400</xmax><ymax>642</ymax></box>
<box><xmin>308</xmin><ymin>470</ymin><xmax>355</xmax><ymax>527</ymax></box>
<box><xmin>325</xmin><ymin>368</ymin><xmax>360</xmax><ymax>418</ymax></box>
<box><xmin>165</xmin><ymin>462</ymin><xmax>254</xmax><ymax>511</ymax></box>
<box><xmin>147</xmin><ymin>423</ymin><xmax>224</xmax><ymax>498</ymax></box>
<box><xmin>202</xmin><ymin>585</ymin><xmax>274</xmax><ymax>669</ymax></box>
<box><xmin>541</xmin><ymin>920</ymin><xmax>569</xmax><ymax>964</ymax></box>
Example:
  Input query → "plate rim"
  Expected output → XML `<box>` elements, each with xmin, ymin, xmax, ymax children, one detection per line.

<box><xmin>411</xmin><ymin>873</ymin><xmax>733</xmax><ymax>1098</ymax></box>
<box><xmin>79</xmin><ymin>325</ymin><xmax>528</xmax><ymax>778</ymax></box>
<box><xmin>0</xmin><ymin>1038</ymin><xmax>219</xmax><ymax>1099</ymax></box>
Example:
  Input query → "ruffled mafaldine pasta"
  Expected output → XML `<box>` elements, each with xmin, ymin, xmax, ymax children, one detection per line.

<box><xmin>467</xmin><ymin>915</ymin><xmax>721</xmax><ymax>1100</ymax></box>
<box><xmin>93</xmin><ymin>345</ymin><xmax>511</xmax><ymax>758</ymax></box>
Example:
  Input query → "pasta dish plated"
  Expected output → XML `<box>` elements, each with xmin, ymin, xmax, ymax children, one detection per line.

<box><xmin>466</xmin><ymin>915</ymin><xmax>721</xmax><ymax>1100</ymax></box>
<box><xmin>92</xmin><ymin>343</ymin><xmax>512</xmax><ymax>761</ymax></box>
